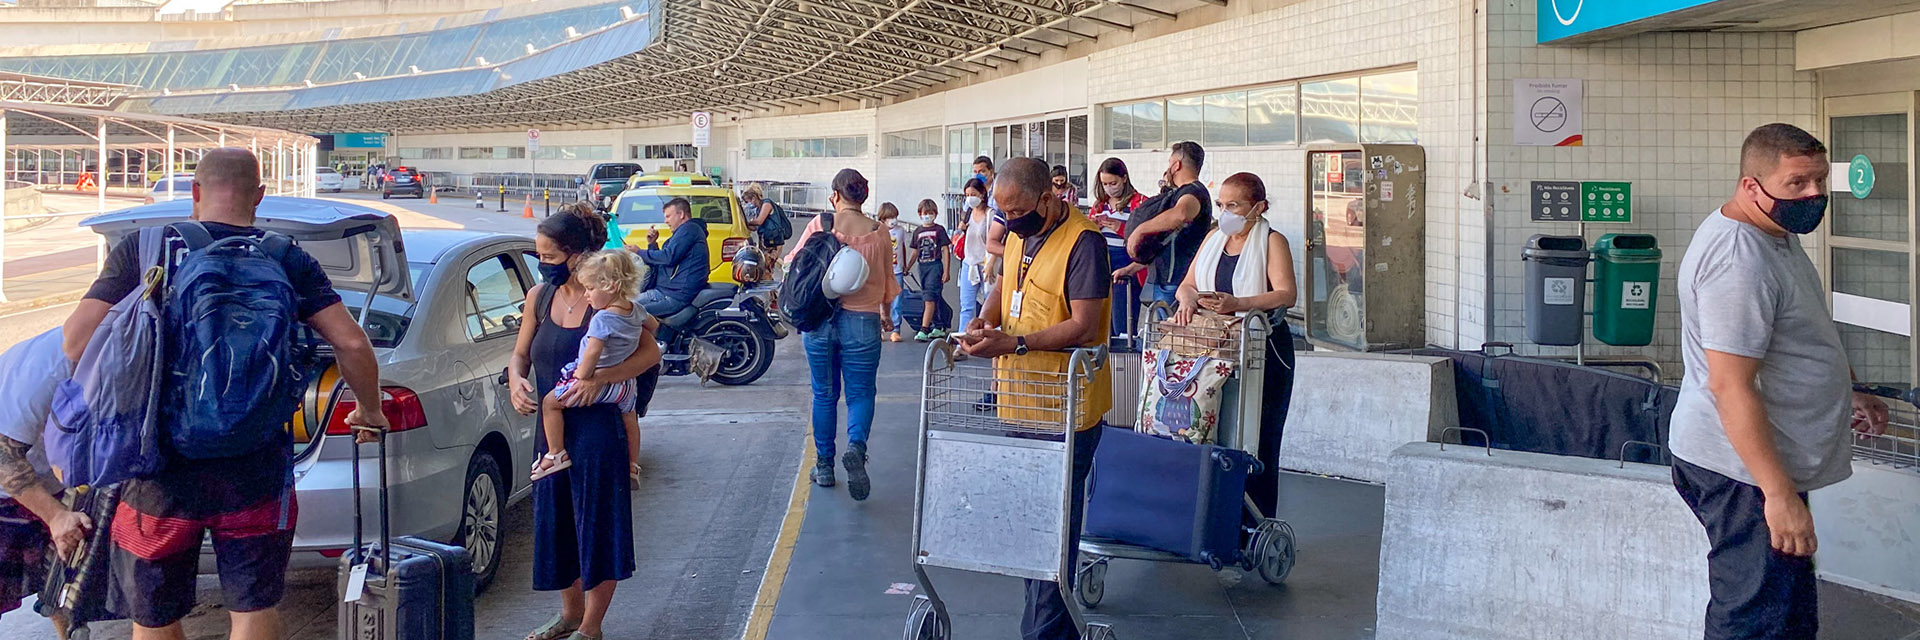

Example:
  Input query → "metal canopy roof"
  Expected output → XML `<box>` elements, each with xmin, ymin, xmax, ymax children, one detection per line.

<box><xmin>171</xmin><ymin>0</ymin><xmax>1217</xmax><ymax>134</ymax></box>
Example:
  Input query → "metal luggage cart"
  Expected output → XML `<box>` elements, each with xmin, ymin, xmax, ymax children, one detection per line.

<box><xmin>1851</xmin><ymin>384</ymin><xmax>1920</xmax><ymax>470</ymax></box>
<box><xmin>1075</xmin><ymin>301</ymin><xmax>1297</xmax><ymax>609</ymax></box>
<box><xmin>906</xmin><ymin>340</ymin><xmax>1117</xmax><ymax>640</ymax></box>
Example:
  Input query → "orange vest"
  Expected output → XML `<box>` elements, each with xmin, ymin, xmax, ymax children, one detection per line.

<box><xmin>994</xmin><ymin>208</ymin><xmax>1111</xmax><ymax>431</ymax></box>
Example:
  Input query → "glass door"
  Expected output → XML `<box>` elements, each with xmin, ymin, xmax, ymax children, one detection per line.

<box><xmin>1824</xmin><ymin>93</ymin><xmax>1917</xmax><ymax>387</ymax></box>
<box><xmin>1305</xmin><ymin>148</ymin><xmax>1368</xmax><ymax>349</ymax></box>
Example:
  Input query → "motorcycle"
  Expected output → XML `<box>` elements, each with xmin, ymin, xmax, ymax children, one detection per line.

<box><xmin>650</xmin><ymin>245</ymin><xmax>785</xmax><ymax>386</ymax></box>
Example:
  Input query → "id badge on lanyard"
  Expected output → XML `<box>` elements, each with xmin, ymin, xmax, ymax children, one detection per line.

<box><xmin>1010</xmin><ymin>253</ymin><xmax>1035</xmax><ymax>319</ymax></box>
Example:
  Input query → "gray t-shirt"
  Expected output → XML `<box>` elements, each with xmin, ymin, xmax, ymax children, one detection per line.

<box><xmin>1670</xmin><ymin>210</ymin><xmax>1853</xmax><ymax>491</ymax></box>
<box><xmin>580</xmin><ymin>304</ymin><xmax>650</xmax><ymax>371</ymax></box>
<box><xmin>0</xmin><ymin>328</ymin><xmax>65</xmax><ymax>499</ymax></box>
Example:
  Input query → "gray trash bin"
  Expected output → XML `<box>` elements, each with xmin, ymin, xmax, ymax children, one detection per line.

<box><xmin>1523</xmin><ymin>235</ymin><xmax>1589</xmax><ymax>346</ymax></box>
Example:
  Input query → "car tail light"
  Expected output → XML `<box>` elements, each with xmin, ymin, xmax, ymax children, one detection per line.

<box><xmin>324</xmin><ymin>386</ymin><xmax>428</xmax><ymax>436</ymax></box>
<box><xmin>721</xmin><ymin>237</ymin><xmax>747</xmax><ymax>262</ymax></box>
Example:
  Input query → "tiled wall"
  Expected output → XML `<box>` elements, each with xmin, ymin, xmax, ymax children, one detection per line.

<box><xmin>1084</xmin><ymin>0</ymin><xmax>1481</xmax><ymax>348</ymax></box>
<box><xmin>1484</xmin><ymin>0</ymin><xmax>1818</xmax><ymax>373</ymax></box>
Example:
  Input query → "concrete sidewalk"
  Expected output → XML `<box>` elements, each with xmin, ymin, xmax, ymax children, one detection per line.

<box><xmin>762</xmin><ymin>338</ymin><xmax>1385</xmax><ymax>639</ymax></box>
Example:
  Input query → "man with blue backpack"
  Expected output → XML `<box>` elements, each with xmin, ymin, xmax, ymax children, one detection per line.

<box><xmin>61</xmin><ymin>148</ymin><xmax>388</xmax><ymax>640</ymax></box>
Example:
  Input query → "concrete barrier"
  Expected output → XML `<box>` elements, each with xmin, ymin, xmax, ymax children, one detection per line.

<box><xmin>2</xmin><ymin>185</ymin><xmax>46</xmax><ymax>232</ymax></box>
<box><xmin>1377</xmin><ymin>443</ymin><xmax>1709</xmax><ymax>640</ymax></box>
<box><xmin>1813</xmin><ymin>461</ymin><xmax>1920</xmax><ymax>603</ymax></box>
<box><xmin>1278</xmin><ymin>352</ymin><xmax>1457</xmax><ymax>483</ymax></box>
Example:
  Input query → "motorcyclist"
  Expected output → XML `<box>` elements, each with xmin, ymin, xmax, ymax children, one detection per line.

<box><xmin>626</xmin><ymin>196</ymin><xmax>709</xmax><ymax>319</ymax></box>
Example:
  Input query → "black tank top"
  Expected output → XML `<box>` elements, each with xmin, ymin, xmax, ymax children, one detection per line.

<box><xmin>1213</xmin><ymin>252</ymin><xmax>1239</xmax><ymax>293</ymax></box>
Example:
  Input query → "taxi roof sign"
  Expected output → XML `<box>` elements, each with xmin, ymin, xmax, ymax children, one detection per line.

<box><xmin>668</xmin><ymin>176</ymin><xmax>693</xmax><ymax>186</ymax></box>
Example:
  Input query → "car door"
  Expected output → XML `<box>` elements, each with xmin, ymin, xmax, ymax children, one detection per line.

<box><xmin>460</xmin><ymin>248</ymin><xmax>538</xmax><ymax>494</ymax></box>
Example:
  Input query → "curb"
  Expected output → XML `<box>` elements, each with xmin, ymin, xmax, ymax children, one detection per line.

<box><xmin>0</xmin><ymin>289</ymin><xmax>87</xmax><ymax>318</ymax></box>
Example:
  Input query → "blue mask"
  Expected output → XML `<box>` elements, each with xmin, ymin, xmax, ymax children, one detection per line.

<box><xmin>1756</xmin><ymin>183</ymin><xmax>1828</xmax><ymax>234</ymax></box>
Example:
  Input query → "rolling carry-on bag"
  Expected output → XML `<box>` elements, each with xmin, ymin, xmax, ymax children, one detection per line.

<box><xmin>1082</xmin><ymin>427</ymin><xmax>1257</xmax><ymax>568</ymax></box>
<box><xmin>338</xmin><ymin>426</ymin><xmax>476</xmax><ymax>640</ymax></box>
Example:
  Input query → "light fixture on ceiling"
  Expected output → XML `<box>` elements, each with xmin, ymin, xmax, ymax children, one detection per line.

<box><xmin>229</xmin><ymin>83</ymin><xmax>241</xmax><ymax>91</ymax></box>
<box><xmin>566</xmin><ymin>26</ymin><xmax>580</xmax><ymax>38</ymax></box>
<box><xmin>621</xmin><ymin>6</ymin><xmax>637</xmax><ymax>19</ymax></box>
<box><xmin>475</xmin><ymin>56</ymin><xmax>489</xmax><ymax>65</ymax></box>
<box><xmin>353</xmin><ymin>72</ymin><xmax>366</xmax><ymax>80</ymax></box>
<box><xmin>304</xmin><ymin>80</ymin><xmax>314</xmax><ymax>88</ymax></box>
<box><xmin>526</xmin><ymin>43</ymin><xmax>538</xmax><ymax>55</ymax></box>
<box><xmin>409</xmin><ymin>65</ymin><xmax>421</xmax><ymax>74</ymax></box>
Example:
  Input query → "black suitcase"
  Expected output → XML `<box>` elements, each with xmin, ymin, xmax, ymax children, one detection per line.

<box><xmin>338</xmin><ymin>430</ymin><xmax>476</xmax><ymax>640</ymax></box>
<box><xmin>37</xmin><ymin>484</ymin><xmax>124</xmax><ymax>640</ymax></box>
<box><xmin>1408</xmin><ymin>343</ymin><xmax>1675</xmax><ymax>464</ymax></box>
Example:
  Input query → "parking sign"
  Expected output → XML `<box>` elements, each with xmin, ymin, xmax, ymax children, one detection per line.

<box><xmin>691</xmin><ymin>112</ymin><xmax>711</xmax><ymax>148</ymax></box>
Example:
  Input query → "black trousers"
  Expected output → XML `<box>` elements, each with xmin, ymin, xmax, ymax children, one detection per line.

<box><xmin>1021</xmin><ymin>422</ymin><xmax>1104</xmax><ymax>640</ymax></box>
<box><xmin>1671</xmin><ymin>458</ymin><xmax>1819</xmax><ymax>640</ymax></box>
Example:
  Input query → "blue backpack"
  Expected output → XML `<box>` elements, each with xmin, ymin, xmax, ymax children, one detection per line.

<box><xmin>164</xmin><ymin>222</ymin><xmax>305</xmax><ymax>460</ymax></box>
<box><xmin>48</xmin><ymin>227</ymin><xmax>172</xmax><ymax>488</ymax></box>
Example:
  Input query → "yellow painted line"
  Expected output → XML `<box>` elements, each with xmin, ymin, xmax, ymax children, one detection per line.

<box><xmin>742</xmin><ymin>435</ymin><xmax>814</xmax><ymax>640</ymax></box>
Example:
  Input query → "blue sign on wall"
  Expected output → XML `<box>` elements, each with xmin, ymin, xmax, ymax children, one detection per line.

<box><xmin>335</xmin><ymin>132</ymin><xmax>388</xmax><ymax>148</ymax></box>
<box><xmin>1538</xmin><ymin>0</ymin><xmax>1719</xmax><ymax>43</ymax></box>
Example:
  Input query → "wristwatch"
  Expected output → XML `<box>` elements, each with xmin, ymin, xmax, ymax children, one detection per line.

<box><xmin>1014</xmin><ymin>336</ymin><xmax>1029</xmax><ymax>356</ymax></box>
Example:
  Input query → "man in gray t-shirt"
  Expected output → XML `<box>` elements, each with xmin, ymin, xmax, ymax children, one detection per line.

<box><xmin>1670</xmin><ymin>123</ymin><xmax>1889</xmax><ymax>639</ymax></box>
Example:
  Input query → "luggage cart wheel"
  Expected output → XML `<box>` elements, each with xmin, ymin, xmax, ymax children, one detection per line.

<box><xmin>1075</xmin><ymin>558</ymin><xmax>1108</xmax><ymax>609</ymax></box>
<box><xmin>1255</xmin><ymin>520</ymin><xmax>1297</xmax><ymax>585</ymax></box>
<box><xmin>70</xmin><ymin>627</ymin><xmax>90</xmax><ymax>640</ymax></box>
<box><xmin>1084</xmin><ymin>622</ymin><xmax>1117</xmax><ymax>640</ymax></box>
<box><xmin>904</xmin><ymin>594</ymin><xmax>950</xmax><ymax>640</ymax></box>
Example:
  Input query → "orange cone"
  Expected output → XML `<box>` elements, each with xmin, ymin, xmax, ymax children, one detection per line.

<box><xmin>429</xmin><ymin>190</ymin><xmax>438</xmax><ymax>205</ymax></box>
<box><xmin>522</xmin><ymin>194</ymin><xmax>534</xmax><ymax>219</ymax></box>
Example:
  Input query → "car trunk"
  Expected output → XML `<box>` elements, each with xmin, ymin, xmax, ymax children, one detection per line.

<box><xmin>83</xmin><ymin>197</ymin><xmax>415</xmax><ymax>461</ymax></box>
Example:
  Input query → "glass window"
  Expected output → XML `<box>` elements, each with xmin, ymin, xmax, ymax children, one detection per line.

<box><xmin>1830</xmin><ymin>113</ymin><xmax>1909</xmax><ymax>243</ymax></box>
<box><xmin>1133</xmin><ymin>101</ymin><xmax>1165</xmax><ymax>150</ymax></box>
<box><xmin>1105</xmin><ymin>104</ymin><xmax>1134</xmax><ymax>150</ymax></box>
<box><xmin>1832</xmin><ymin>248</ymin><xmax>1912</xmax><ymax>385</ymax></box>
<box><xmin>464</xmin><ymin>254</ymin><xmax>529</xmax><ymax>341</ymax></box>
<box><xmin>1044</xmin><ymin>118</ymin><xmax>1067</xmax><ymax>172</ymax></box>
<box><xmin>615</xmin><ymin>194</ymin><xmax>735</xmax><ymax>226</ymax></box>
<box><xmin>1068</xmin><ymin>114</ymin><xmax>1088</xmax><ymax>193</ymax></box>
<box><xmin>1204</xmin><ymin>91</ymin><xmax>1248</xmax><ymax>147</ymax></box>
<box><xmin>1248</xmin><ymin>85</ymin><xmax>1299</xmax><ymax>146</ymax></box>
<box><xmin>1166</xmin><ymin>95</ymin><xmax>1205</xmax><ymax>147</ymax></box>
<box><xmin>1301</xmin><ymin>78</ymin><xmax>1361</xmax><ymax>144</ymax></box>
<box><xmin>1361</xmin><ymin>71</ymin><xmax>1419</xmax><ymax>144</ymax></box>
<box><xmin>1008</xmin><ymin>125</ymin><xmax>1025</xmax><ymax>160</ymax></box>
<box><xmin>993</xmin><ymin>125</ymin><xmax>1010</xmax><ymax>163</ymax></box>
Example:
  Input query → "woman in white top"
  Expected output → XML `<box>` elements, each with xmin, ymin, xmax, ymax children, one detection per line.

<box><xmin>957</xmin><ymin>177</ymin><xmax>993</xmax><ymax>331</ymax></box>
<box><xmin>1172</xmin><ymin>172</ymin><xmax>1298</xmax><ymax>524</ymax></box>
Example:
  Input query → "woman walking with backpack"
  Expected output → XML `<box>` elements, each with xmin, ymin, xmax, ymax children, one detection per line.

<box><xmin>783</xmin><ymin>169</ymin><xmax>898</xmax><ymax>501</ymax></box>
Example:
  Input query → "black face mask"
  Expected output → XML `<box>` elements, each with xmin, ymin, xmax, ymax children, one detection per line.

<box><xmin>1756</xmin><ymin>183</ymin><xmax>1829</xmax><ymax>235</ymax></box>
<box><xmin>1005</xmin><ymin>209</ymin><xmax>1047</xmax><ymax>238</ymax></box>
<box><xmin>538</xmin><ymin>260</ymin><xmax>571</xmax><ymax>285</ymax></box>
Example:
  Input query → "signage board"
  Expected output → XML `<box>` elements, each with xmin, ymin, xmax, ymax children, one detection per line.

<box><xmin>1537</xmin><ymin>0</ymin><xmax>1717</xmax><ymax>43</ymax></box>
<box><xmin>1531</xmin><ymin>180</ymin><xmax>1580</xmax><ymax>222</ymax></box>
<box><xmin>691</xmin><ymin>111</ymin><xmax>711</xmax><ymax>148</ymax></box>
<box><xmin>1514</xmin><ymin>79</ymin><xmax>1583</xmax><ymax>147</ymax></box>
<box><xmin>1580</xmin><ymin>181</ymin><xmax>1632</xmax><ymax>223</ymax></box>
<box><xmin>335</xmin><ymin>133</ymin><xmax>387</xmax><ymax>148</ymax></box>
<box><xmin>527</xmin><ymin>128</ymin><xmax>541</xmax><ymax>152</ymax></box>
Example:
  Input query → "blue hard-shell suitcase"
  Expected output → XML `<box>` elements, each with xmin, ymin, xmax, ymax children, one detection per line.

<box><xmin>338</xmin><ymin>433</ymin><xmax>476</xmax><ymax>640</ymax></box>
<box><xmin>1083</xmin><ymin>426</ymin><xmax>1257</xmax><ymax>568</ymax></box>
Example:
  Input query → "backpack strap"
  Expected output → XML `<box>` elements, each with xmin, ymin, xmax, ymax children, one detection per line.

<box><xmin>169</xmin><ymin>221</ymin><xmax>216</xmax><ymax>251</ymax></box>
<box><xmin>820</xmin><ymin>210</ymin><xmax>835</xmax><ymax>234</ymax></box>
<box><xmin>136</xmin><ymin>226</ymin><xmax>168</xmax><ymax>270</ymax></box>
<box><xmin>257</xmin><ymin>231</ymin><xmax>296</xmax><ymax>262</ymax></box>
<box><xmin>534</xmin><ymin>282</ymin><xmax>557</xmax><ymax>327</ymax></box>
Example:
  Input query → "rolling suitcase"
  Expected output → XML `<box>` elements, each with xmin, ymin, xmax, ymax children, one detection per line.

<box><xmin>338</xmin><ymin>428</ymin><xmax>476</xmax><ymax>640</ymax></box>
<box><xmin>1082</xmin><ymin>426</ymin><xmax>1257</xmax><ymax>569</ymax></box>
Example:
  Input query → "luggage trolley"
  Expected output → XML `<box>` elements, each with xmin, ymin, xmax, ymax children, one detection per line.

<box><xmin>906</xmin><ymin>339</ymin><xmax>1117</xmax><ymax>640</ymax></box>
<box><xmin>1075</xmin><ymin>301</ymin><xmax>1298</xmax><ymax>609</ymax></box>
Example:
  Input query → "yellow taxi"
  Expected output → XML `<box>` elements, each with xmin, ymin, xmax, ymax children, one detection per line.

<box><xmin>625</xmin><ymin>171</ymin><xmax>715</xmax><ymax>190</ymax></box>
<box><xmin>608</xmin><ymin>179</ymin><xmax>752</xmax><ymax>285</ymax></box>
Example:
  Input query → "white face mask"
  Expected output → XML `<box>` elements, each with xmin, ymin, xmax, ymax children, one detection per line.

<box><xmin>919</xmin><ymin>214</ymin><xmax>936</xmax><ymax>225</ymax></box>
<box><xmin>1217</xmin><ymin>212</ymin><xmax>1249</xmax><ymax>236</ymax></box>
<box><xmin>964</xmin><ymin>195</ymin><xmax>982</xmax><ymax>210</ymax></box>
<box><xmin>1103</xmin><ymin>184</ymin><xmax>1123</xmax><ymax>198</ymax></box>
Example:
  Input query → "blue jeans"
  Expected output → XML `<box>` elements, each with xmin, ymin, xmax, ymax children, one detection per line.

<box><xmin>890</xmin><ymin>274</ymin><xmax>908</xmax><ymax>331</ymax></box>
<box><xmin>958</xmin><ymin>262</ymin><xmax>985</xmax><ymax>330</ymax></box>
<box><xmin>1149</xmin><ymin>282</ymin><xmax>1180</xmax><ymax>306</ymax></box>
<box><xmin>803</xmin><ymin>310</ymin><xmax>882</xmax><ymax>461</ymax></box>
<box><xmin>636</xmin><ymin>289</ymin><xmax>689</xmax><ymax>318</ymax></box>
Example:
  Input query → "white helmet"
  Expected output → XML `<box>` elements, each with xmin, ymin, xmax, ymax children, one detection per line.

<box><xmin>821</xmin><ymin>246</ymin><xmax>870</xmax><ymax>300</ymax></box>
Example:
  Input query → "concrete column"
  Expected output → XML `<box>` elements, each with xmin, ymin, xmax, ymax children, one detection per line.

<box><xmin>165</xmin><ymin>124</ymin><xmax>175</xmax><ymax>200</ymax></box>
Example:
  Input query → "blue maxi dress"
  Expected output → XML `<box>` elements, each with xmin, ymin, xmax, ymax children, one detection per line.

<box><xmin>530</xmin><ymin>290</ymin><xmax>637</xmax><ymax>591</ymax></box>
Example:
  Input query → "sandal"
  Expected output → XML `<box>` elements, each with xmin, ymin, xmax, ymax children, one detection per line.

<box><xmin>530</xmin><ymin>451</ymin><xmax>573</xmax><ymax>482</ymax></box>
<box><xmin>525</xmin><ymin>614</ymin><xmax>581</xmax><ymax>640</ymax></box>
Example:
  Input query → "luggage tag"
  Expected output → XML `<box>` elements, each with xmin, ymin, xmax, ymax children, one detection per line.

<box><xmin>1008</xmin><ymin>290</ymin><xmax>1025</xmax><ymax>319</ymax></box>
<box><xmin>344</xmin><ymin>563</ymin><xmax>369</xmax><ymax>603</ymax></box>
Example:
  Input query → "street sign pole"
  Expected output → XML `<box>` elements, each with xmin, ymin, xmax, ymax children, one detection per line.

<box><xmin>691</xmin><ymin>112</ymin><xmax>710</xmax><ymax>180</ymax></box>
<box><xmin>527</xmin><ymin>128</ymin><xmax>541</xmax><ymax>201</ymax></box>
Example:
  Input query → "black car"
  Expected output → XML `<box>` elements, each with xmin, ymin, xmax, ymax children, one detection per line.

<box><xmin>383</xmin><ymin>166</ymin><xmax>426</xmax><ymax>199</ymax></box>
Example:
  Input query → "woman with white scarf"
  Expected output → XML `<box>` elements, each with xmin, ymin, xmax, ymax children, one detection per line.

<box><xmin>1172</xmin><ymin>172</ymin><xmax>1298</xmax><ymax>525</ymax></box>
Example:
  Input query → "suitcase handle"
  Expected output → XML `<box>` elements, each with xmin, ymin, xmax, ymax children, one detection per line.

<box><xmin>347</xmin><ymin>399</ymin><xmax>392</xmax><ymax>572</ymax></box>
<box><xmin>1617</xmin><ymin>440</ymin><xmax>1666</xmax><ymax>469</ymax></box>
<box><xmin>1438</xmin><ymin>426</ymin><xmax>1492</xmax><ymax>456</ymax></box>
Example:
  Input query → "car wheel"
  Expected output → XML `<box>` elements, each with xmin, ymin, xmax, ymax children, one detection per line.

<box><xmin>382</xmin><ymin>192</ymin><xmax>391</xmax><ymax>200</ymax></box>
<box><xmin>456</xmin><ymin>452</ymin><xmax>506</xmax><ymax>593</ymax></box>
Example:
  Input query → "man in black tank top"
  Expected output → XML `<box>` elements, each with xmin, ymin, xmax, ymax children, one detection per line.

<box><xmin>1120</xmin><ymin>141</ymin><xmax>1213</xmax><ymax>305</ymax></box>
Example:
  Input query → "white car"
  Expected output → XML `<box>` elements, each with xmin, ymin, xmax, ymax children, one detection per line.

<box><xmin>316</xmin><ymin>167</ymin><xmax>345</xmax><ymax>192</ymax></box>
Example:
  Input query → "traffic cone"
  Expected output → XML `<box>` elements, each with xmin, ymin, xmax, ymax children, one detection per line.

<box><xmin>475</xmin><ymin>192</ymin><xmax>484</xmax><ymax>209</ymax></box>
<box><xmin>522</xmin><ymin>194</ymin><xmax>534</xmax><ymax>219</ymax></box>
<box><xmin>429</xmin><ymin>190</ymin><xmax>438</xmax><ymax>205</ymax></box>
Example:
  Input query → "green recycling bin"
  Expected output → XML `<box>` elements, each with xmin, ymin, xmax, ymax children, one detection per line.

<box><xmin>1590</xmin><ymin>233</ymin><xmax>1661</xmax><ymax>346</ymax></box>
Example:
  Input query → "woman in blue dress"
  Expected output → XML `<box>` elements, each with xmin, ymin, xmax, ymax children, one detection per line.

<box><xmin>510</xmin><ymin>204</ymin><xmax>663</xmax><ymax>640</ymax></box>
